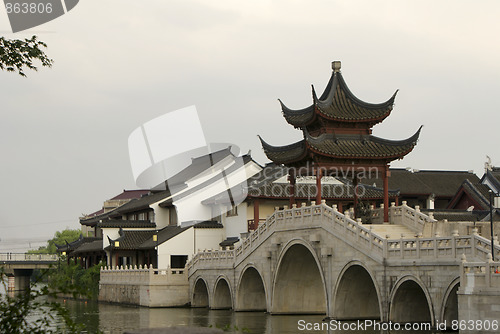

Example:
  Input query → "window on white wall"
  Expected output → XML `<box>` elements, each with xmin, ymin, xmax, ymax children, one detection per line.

<box><xmin>148</xmin><ymin>211</ymin><xmax>155</xmax><ymax>222</ymax></box>
<box><xmin>171</xmin><ymin>255</ymin><xmax>188</xmax><ymax>268</ymax></box>
<box><xmin>226</xmin><ymin>206</ymin><xmax>238</xmax><ymax>217</ymax></box>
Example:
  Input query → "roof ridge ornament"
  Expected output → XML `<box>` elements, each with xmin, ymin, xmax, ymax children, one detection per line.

<box><xmin>332</xmin><ymin>61</ymin><xmax>341</xmax><ymax>73</ymax></box>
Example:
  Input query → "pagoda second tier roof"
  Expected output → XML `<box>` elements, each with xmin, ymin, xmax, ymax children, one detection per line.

<box><xmin>259</xmin><ymin>126</ymin><xmax>421</xmax><ymax>165</ymax></box>
<box><xmin>281</xmin><ymin>70</ymin><xmax>397</xmax><ymax>127</ymax></box>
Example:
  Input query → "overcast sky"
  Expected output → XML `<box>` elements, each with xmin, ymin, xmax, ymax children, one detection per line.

<box><xmin>1</xmin><ymin>0</ymin><xmax>499</xmax><ymax>251</ymax></box>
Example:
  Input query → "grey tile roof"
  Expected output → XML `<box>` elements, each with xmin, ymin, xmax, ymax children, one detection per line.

<box><xmin>80</xmin><ymin>210</ymin><xmax>114</xmax><ymax>226</ymax></box>
<box><xmin>98</xmin><ymin>219</ymin><xmax>156</xmax><ymax>228</ymax></box>
<box><xmin>106</xmin><ymin>230</ymin><xmax>155</xmax><ymax>250</ymax></box>
<box><xmin>259</xmin><ymin>128</ymin><xmax>421</xmax><ymax>165</ymax></box>
<box><xmin>281</xmin><ymin>71</ymin><xmax>396</xmax><ymax>127</ymax></box>
<box><xmin>112</xmin><ymin>191</ymin><xmax>169</xmax><ymax>215</ymax></box>
<box><xmin>56</xmin><ymin>236</ymin><xmax>100</xmax><ymax>252</ymax></box>
<box><xmin>193</xmin><ymin>221</ymin><xmax>223</xmax><ymax>229</ymax></box>
<box><xmin>71</xmin><ymin>239</ymin><xmax>103</xmax><ymax>254</ymax></box>
<box><xmin>315</xmin><ymin>72</ymin><xmax>396</xmax><ymax>122</ymax></box>
<box><xmin>423</xmin><ymin>209</ymin><xmax>489</xmax><ymax>222</ymax></box>
<box><xmin>454</xmin><ymin>180</ymin><xmax>492</xmax><ymax>210</ymax></box>
<box><xmin>220</xmin><ymin>237</ymin><xmax>239</xmax><ymax>247</ymax></box>
<box><xmin>138</xmin><ymin>226</ymin><xmax>190</xmax><ymax>249</ymax></box>
<box><xmin>364</xmin><ymin>169</ymin><xmax>480</xmax><ymax>197</ymax></box>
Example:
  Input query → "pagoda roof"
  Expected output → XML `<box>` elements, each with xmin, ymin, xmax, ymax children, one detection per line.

<box><xmin>281</xmin><ymin>69</ymin><xmax>397</xmax><ymax>127</ymax></box>
<box><xmin>259</xmin><ymin>126</ymin><xmax>421</xmax><ymax>165</ymax></box>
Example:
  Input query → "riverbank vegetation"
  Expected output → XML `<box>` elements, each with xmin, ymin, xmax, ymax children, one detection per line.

<box><xmin>49</xmin><ymin>259</ymin><xmax>102</xmax><ymax>300</ymax></box>
<box><xmin>0</xmin><ymin>269</ymin><xmax>85</xmax><ymax>333</ymax></box>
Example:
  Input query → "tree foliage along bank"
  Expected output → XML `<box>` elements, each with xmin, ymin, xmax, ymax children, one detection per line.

<box><xmin>28</xmin><ymin>229</ymin><xmax>81</xmax><ymax>254</ymax></box>
<box><xmin>49</xmin><ymin>259</ymin><xmax>103</xmax><ymax>300</ymax></box>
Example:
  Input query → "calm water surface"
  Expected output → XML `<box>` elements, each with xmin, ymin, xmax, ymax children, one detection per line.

<box><xmin>1</xmin><ymin>280</ymin><xmax>451</xmax><ymax>334</ymax></box>
<box><xmin>63</xmin><ymin>299</ymin><xmax>447</xmax><ymax>334</ymax></box>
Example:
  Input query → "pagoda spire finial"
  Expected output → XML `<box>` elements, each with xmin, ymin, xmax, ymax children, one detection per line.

<box><xmin>332</xmin><ymin>61</ymin><xmax>341</xmax><ymax>73</ymax></box>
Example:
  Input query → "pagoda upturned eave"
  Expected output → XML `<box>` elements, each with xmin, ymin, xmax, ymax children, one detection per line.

<box><xmin>259</xmin><ymin>126</ymin><xmax>422</xmax><ymax>165</ymax></box>
<box><xmin>280</xmin><ymin>70</ymin><xmax>398</xmax><ymax>128</ymax></box>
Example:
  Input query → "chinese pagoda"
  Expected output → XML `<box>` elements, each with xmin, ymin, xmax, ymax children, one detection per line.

<box><xmin>259</xmin><ymin>61</ymin><xmax>421</xmax><ymax>222</ymax></box>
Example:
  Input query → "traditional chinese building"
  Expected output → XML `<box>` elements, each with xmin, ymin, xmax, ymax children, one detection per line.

<box><xmin>259</xmin><ymin>61</ymin><xmax>421</xmax><ymax>221</ymax></box>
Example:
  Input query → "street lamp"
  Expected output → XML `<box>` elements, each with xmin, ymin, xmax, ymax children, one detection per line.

<box><xmin>153</xmin><ymin>231</ymin><xmax>158</xmax><ymax>268</ymax></box>
<box><xmin>488</xmin><ymin>190</ymin><xmax>497</xmax><ymax>261</ymax></box>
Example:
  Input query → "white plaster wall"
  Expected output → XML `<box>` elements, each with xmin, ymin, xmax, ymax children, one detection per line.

<box><xmin>224</xmin><ymin>202</ymin><xmax>248</xmax><ymax>238</ymax></box>
<box><xmin>194</xmin><ymin>228</ymin><xmax>225</xmax><ymax>252</ymax></box>
<box><xmin>157</xmin><ymin>227</ymin><xmax>224</xmax><ymax>268</ymax></box>
<box><xmin>157</xmin><ymin>228</ymin><xmax>194</xmax><ymax>268</ymax></box>
<box><xmin>101</xmin><ymin>228</ymin><xmax>120</xmax><ymax>248</ymax></box>
<box><xmin>150</xmin><ymin>201</ymin><xmax>171</xmax><ymax>228</ymax></box>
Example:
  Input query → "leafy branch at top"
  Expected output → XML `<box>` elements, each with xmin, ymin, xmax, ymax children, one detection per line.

<box><xmin>0</xmin><ymin>35</ymin><xmax>53</xmax><ymax>77</ymax></box>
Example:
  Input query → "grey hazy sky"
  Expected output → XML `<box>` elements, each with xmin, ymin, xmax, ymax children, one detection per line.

<box><xmin>1</xmin><ymin>0</ymin><xmax>499</xmax><ymax>251</ymax></box>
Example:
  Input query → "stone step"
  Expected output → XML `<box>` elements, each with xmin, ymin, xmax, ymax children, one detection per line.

<box><xmin>369</xmin><ymin>224</ymin><xmax>417</xmax><ymax>239</ymax></box>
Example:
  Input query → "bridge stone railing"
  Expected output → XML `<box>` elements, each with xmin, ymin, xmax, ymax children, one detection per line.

<box><xmin>187</xmin><ymin>203</ymin><xmax>500</xmax><ymax>274</ymax></box>
<box><xmin>369</xmin><ymin>201</ymin><xmax>436</xmax><ymax>234</ymax></box>
<box><xmin>389</xmin><ymin>201</ymin><xmax>436</xmax><ymax>233</ymax></box>
<box><xmin>100</xmin><ymin>264</ymin><xmax>187</xmax><ymax>285</ymax></box>
<box><xmin>0</xmin><ymin>253</ymin><xmax>58</xmax><ymax>262</ymax></box>
<box><xmin>99</xmin><ymin>265</ymin><xmax>189</xmax><ymax>307</ymax></box>
<box><xmin>460</xmin><ymin>254</ymin><xmax>500</xmax><ymax>292</ymax></box>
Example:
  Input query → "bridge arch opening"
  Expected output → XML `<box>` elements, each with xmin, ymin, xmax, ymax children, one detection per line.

<box><xmin>390</xmin><ymin>279</ymin><xmax>432</xmax><ymax>323</ymax></box>
<box><xmin>272</xmin><ymin>243</ymin><xmax>326</xmax><ymax>314</ymax></box>
<box><xmin>236</xmin><ymin>267</ymin><xmax>266</xmax><ymax>311</ymax></box>
<box><xmin>441</xmin><ymin>281</ymin><xmax>459</xmax><ymax>328</ymax></box>
<box><xmin>212</xmin><ymin>278</ymin><xmax>232</xmax><ymax>310</ymax></box>
<box><xmin>192</xmin><ymin>278</ymin><xmax>209</xmax><ymax>308</ymax></box>
<box><xmin>334</xmin><ymin>264</ymin><xmax>380</xmax><ymax>320</ymax></box>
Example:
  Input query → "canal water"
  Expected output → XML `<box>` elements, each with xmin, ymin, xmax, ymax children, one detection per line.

<box><xmin>63</xmin><ymin>298</ymin><xmax>446</xmax><ymax>334</ymax></box>
<box><xmin>1</xmin><ymin>279</ymin><xmax>452</xmax><ymax>334</ymax></box>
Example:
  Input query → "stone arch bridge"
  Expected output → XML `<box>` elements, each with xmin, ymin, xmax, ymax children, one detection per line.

<box><xmin>187</xmin><ymin>202</ymin><xmax>500</xmax><ymax>327</ymax></box>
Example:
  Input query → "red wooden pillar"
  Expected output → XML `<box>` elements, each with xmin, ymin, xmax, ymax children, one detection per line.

<box><xmin>316</xmin><ymin>168</ymin><xmax>322</xmax><ymax>204</ymax></box>
<box><xmin>252</xmin><ymin>198</ymin><xmax>260</xmax><ymax>231</ymax></box>
<box><xmin>338</xmin><ymin>202</ymin><xmax>343</xmax><ymax>213</ymax></box>
<box><xmin>289</xmin><ymin>169</ymin><xmax>296</xmax><ymax>206</ymax></box>
<box><xmin>383</xmin><ymin>165</ymin><xmax>390</xmax><ymax>222</ymax></box>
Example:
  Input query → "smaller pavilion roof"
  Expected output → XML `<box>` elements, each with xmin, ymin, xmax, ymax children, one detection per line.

<box><xmin>281</xmin><ymin>66</ymin><xmax>397</xmax><ymax>127</ymax></box>
<box><xmin>71</xmin><ymin>239</ymin><xmax>104</xmax><ymax>254</ymax></box>
<box><xmin>55</xmin><ymin>235</ymin><xmax>101</xmax><ymax>253</ymax></box>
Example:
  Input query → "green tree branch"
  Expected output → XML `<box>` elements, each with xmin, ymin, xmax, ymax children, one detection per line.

<box><xmin>0</xmin><ymin>35</ymin><xmax>53</xmax><ymax>77</ymax></box>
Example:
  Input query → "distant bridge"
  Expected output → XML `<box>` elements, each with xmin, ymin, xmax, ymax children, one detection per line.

<box><xmin>187</xmin><ymin>201</ymin><xmax>500</xmax><ymax>330</ymax></box>
<box><xmin>0</xmin><ymin>253</ymin><xmax>58</xmax><ymax>291</ymax></box>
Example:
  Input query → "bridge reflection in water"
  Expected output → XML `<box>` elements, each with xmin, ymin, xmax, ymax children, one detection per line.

<box><xmin>63</xmin><ymin>298</ymin><xmax>446</xmax><ymax>334</ymax></box>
